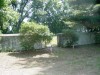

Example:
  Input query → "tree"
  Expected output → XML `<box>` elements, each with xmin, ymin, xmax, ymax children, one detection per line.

<box><xmin>62</xmin><ymin>0</ymin><xmax>100</xmax><ymax>32</ymax></box>
<box><xmin>0</xmin><ymin>0</ymin><xmax>7</xmax><ymax>9</ymax></box>
<box><xmin>29</xmin><ymin>0</ymin><xmax>69</xmax><ymax>33</ymax></box>
<box><xmin>1</xmin><ymin>0</ymin><xmax>99</xmax><ymax>33</ymax></box>
<box><xmin>0</xmin><ymin>0</ymin><xmax>19</xmax><ymax>33</ymax></box>
<box><xmin>15</xmin><ymin>0</ymin><xmax>31</xmax><ymax>32</ymax></box>
<box><xmin>0</xmin><ymin>0</ymin><xmax>8</xmax><ymax>33</ymax></box>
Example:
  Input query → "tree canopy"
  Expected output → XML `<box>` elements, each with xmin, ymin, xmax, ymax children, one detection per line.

<box><xmin>0</xmin><ymin>0</ymin><xmax>100</xmax><ymax>34</ymax></box>
<box><xmin>0</xmin><ymin>0</ymin><xmax>19</xmax><ymax>33</ymax></box>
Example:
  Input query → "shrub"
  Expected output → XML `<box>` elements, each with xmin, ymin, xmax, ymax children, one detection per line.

<box><xmin>95</xmin><ymin>33</ymin><xmax>100</xmax><ymax>44</ymax></box>
<box><xmin>62</xmin><ymin>29</ymin><xmax>78</xmax><ymax>47</ymax></box>
<box><xmin>0</xmin><ymin>30</ymin><xmax>2</xmax><ymax>41</ymax></box>
<box><xmin>20</xmin><ymin>22</ymin><xmax>52</xmax><ymax>50</ymax></box>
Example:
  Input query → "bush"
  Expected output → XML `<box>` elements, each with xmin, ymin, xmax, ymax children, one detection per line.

<box><xmin>0</xmin><ymin>30</ymin><xmax>2</xmax><ymax>41</ymax></box>
<box><xmin>20</xmin><ymin>22</ymin><xmax>52</xmax><ymax>50</ymax></box>
<box><xmin>62</xmin><ymin>29</ymin><xmax>78</xmax><ymax>47</ymax></box>
<box><xmin>95</xmin><ymin>33</ymin><xmax>100</xmax><ymax>44</ymax></box>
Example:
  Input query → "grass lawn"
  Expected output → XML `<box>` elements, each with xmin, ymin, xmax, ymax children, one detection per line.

<box><xmin>0</xmin><ymin>37</ymin><xmax>100</xmax><ymax>75</ymax></box>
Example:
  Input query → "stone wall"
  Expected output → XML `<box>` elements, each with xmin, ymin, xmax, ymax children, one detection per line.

<box><xmin>0</xmin><ymin>34</ymin><xmax>21</xmax><ymax>51</ymax></box>
<box><xmin>57</xmin><ymin>32</ymin><xmax>95</xmax><ymax>46</ymax></box>
<box><xmin>0</xmin><ymin>34</ymin><xmax>45</xmax><ymax>51</ymax></box>
<box><xmin>76</xmin><ymin>32</ymin><xmax>95</xmax><ymax>45</ymax></box>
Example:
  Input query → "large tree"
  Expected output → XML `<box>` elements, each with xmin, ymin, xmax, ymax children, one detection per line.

<box><xmin>10</xmin><ymin>0</ymin><xmax>33</xmax><ymax>32</ymax></box>
<box><xmin>29</xmin><ymin>0</ymin><xmax>69</xmax><ymax>33</ymax></box>
<box><xmin>0</xmin><ymin>0</ymin><xmax>8</xmax><ymax>33</ymax></box>
<box><xmin>62</xmin><ymin>0</ymin><xmax>100</xmax><ymax>32</ymax></box>
<box><xmin>0</xmin><ymin>0</ymin><xmax>19</xmax><ymax>33</ymax></box>
<box><xmin>1</xmin><ymin>0</ymin><xmax>99</xmax><ymax>33</ymax></box>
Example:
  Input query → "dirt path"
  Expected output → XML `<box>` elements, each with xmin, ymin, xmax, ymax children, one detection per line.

<box><xmin>0</xmin><ymin>45</ymin><xmax>100</xmax><ymax>75</ymax></box>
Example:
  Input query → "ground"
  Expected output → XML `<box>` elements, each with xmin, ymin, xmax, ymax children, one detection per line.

<box><xmin>0</xmin><ymin>44</ymin><xmax>100</xmax><ymax>75</ymax></box>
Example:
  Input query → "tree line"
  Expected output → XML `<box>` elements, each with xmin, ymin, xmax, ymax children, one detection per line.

<box><xmin>0</xmin><ymin>0</ymin><xmax>100</xmax><ymax>34</ymax></box>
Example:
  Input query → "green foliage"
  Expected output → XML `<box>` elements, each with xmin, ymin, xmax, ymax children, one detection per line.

<box><xmin>0</xmin><ymin>0</ymin><xmax>19</xmax><ymax>33</ymax></box>
<box><xmin>0</xmin><ymin>0</ymin><xmax>7</xmax><ymax>8</ymax></box>
<box><xmin>3</xmin><ymin>7</ymin><xmax>19</xmax><ymax>26</ymax></box>
<box><xmin>1</xmin><ymin>0</ymin><xmax>99</xmax><ymax>33</ymax></box>
<box><xmin>0</xmin><ymin>7</ymin><xmax>19</xmax><ymax>33</ymax></box>
<box><xmin>11</xmin><ymin>0</ymin><xmax>17</xmax><ymax>5</ymax></box>
<box><xmin>20</xmin><ymin>22</ymin><xmax>52</xmax><ymax>50</ymax></box>
<box><xmin>95</xmin><ymin>33</ymin><xmax>100</xmax><ymax>44</ymax></box>
<box><xmin>93</xmin><ymin>4</ymin><xmax>100</xmax><ymax>14</ymax></box>
<box><xmin>49</xmin><ymin>18</ymin><xmax>68</xmax><ymax>34</ymax></box>
<box><xmin>30</xmin><ymin>0</ymin><xmax>69</xmax><ymax>33</ymax></box>
<box><xmin>0</xmin><ymin>30</ymin><xmax>2</xmax><ymax>47</ymax></box>
<box><xmin>62</xmin><ymin>29</ymin><xmax>78</xmax><ymax>47</ymax></box>
<box><xmin>0</xmin><ymin>30</ymin><xmax>2</xmax><ymax>34</ymax></box>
